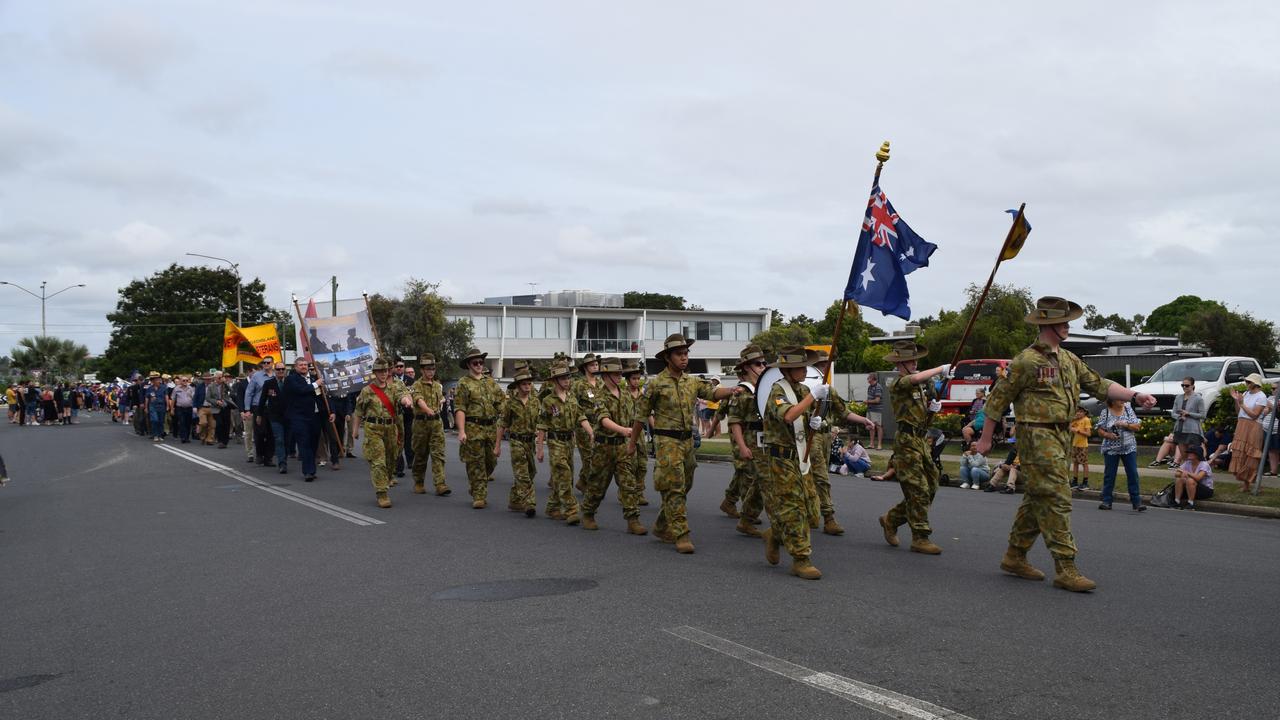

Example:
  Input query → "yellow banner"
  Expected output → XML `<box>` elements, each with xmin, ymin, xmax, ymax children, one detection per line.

<box><xmin>222</xmin><ymin>320</ymin><xmax>283</xmax><ymax>367</ymax></box>
<box><xmin>806</xmin><ymin>344</ymin><xmax>833</xmax><ymax>383</ymax></box>
<box><xmin>1001</xmin><ymin>208</ymin><xmax>1031</xmax><ymax>261</ymax></box>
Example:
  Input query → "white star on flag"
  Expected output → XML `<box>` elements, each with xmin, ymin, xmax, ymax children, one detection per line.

<box><xmin>859</xmin><ymin>259</ymin><xmax>876</xmax><ymax>290</ymax></box>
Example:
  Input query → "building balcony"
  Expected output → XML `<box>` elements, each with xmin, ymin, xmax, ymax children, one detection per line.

<box><xmin>575</xmin><ymin>338</ymin><xmax>642</xmax><ymax>355</ymax></box>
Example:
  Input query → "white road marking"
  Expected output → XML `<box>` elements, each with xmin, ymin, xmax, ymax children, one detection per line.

<box><xmin>156</xmin><ymin>445</ymin><xmax>385</xmax><ymax>527</ymax></box>
<box><xmin>665</xmin><ymin>626</ymin><xmax>976</xmax><ymax>720</ymax></box>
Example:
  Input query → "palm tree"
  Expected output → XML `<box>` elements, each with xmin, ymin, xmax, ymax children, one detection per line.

<box><xmin>10</xmin><ymin>336</ymin><xmax>90</xmax><ymax>380</ymax></box>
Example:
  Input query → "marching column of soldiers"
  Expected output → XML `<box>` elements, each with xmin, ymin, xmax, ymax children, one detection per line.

<box><xmin>345</xmin><ymin>296</ymin><xmax>1156</xmax><ymax>591</ymax></box>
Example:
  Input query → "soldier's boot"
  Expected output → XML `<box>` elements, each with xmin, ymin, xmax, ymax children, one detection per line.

<box><xmin>389</xmin><ymin>478</ymin><xmax>399</xmax><ymax>488</ymax></box>
<box><xmin>1052</xmin><ymin>559</ymin><xmax>1097</xmax><ymax>592</ymax></box>
<box><xmin>763</xmin><ymin>527</ymin><xmax>780</xmax><ymax>566</ymax></box>
<box><xmin>878</xmin><ymin>514</ymin><xmax>900</xmax><ymax>547</ymax></box>
<box><xmin>626</xmin><ymin>518</ymin><xmax>648</xmax><ymax>535</ymax></box>
<box><xmin>508</xmin><ymin>502</ymin><xmax>524</xmax><ymax>513</ymax></box>
<box><xmin>376</xmin><ymin>492</ymin><xmax>392</xmax><ymax>509</ymax></box>
<box><xmin>413</xmin><ymin>482</ymin><xmax>426</xmax><ymax>494</ymax></box>
<box><xmin>653</xmin><ymin>528</ymin><xmax>675</xmax><ymax>544</ymax></box>
<box><xmin>564</xmin><ymin>512</ymin><xmax>582</xmax><ymax>526</ymax></box>
<box><xmin>719</xmin><ymin>498</ymin><xmax>740</xmax><ymax>519</ymax></box>
<box><xmin>909</xmin><ymin>535</ymin><xmax>942</xmax><ymax>555</ymax></box>
<box><xmin>822</xmin><ymin>513</ymin><xmax>845</xmax><ymax>536</ymax></box>
<box><xmin>524</xmin><ymin>505</ymin><xmax>536</xmax><ymax>518</ymax></box>
<box><xmin>581</xmin><ymin>514</ymin><xmax>599</xmax><ymax>531</ymax></box>
<box><xmin>547</xmin><ymin>509</ymin><xmax>564</xmax><ymax>521</ymax></box>
<box><xmin>471</xmin><ymin>499</ymin><xmax>487</xmax><ymax>509</ymax></box>
<box><xmin>1000</xmin><ymin>546</ymin><xmax>1046</xmax><ymax>581</ymax></box>
<box><xmin>736</xmin><ymin>519</ymin><xmax>763</xmax><ymax>538</ymax></box>
<box><xmin>790</xmin><ymin>559</ymin><xmax>822</xmax><ymax>580</ymax></box>
<box><xmin>435</xmin><ymin>484</ymin><xmax>451</xmax><ymax>496</ymax></box>
<box><xmin>638</xmin><ymin>496</ymin><xmax>650</xmax><ymax>506</ymax></box>
<box><xmin>674</xmin><ymin>533</ymin><xmax>695</xmax><ymax>554</ymax></box>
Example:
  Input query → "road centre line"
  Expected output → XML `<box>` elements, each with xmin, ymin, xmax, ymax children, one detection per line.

<box><xmin>156</xmin><ymin>445</ymin><xmax>385</xmax><ymax>527</ymax></box>
<box><xmin>664</xmin><ymin>626</ymin><xmax>976</xmax><ymax>720</ymax></box>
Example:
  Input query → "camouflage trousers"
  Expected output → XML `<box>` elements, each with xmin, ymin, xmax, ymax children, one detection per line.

<box><xmin>811</xmin><ymin>431</ymin><xmax>836</xmax><ymax>517</ymax></box>
<box><xmin>545</xmin><ymin>440</ymin><xmax>580</xmax><ymax>518</ymax></box>
<box><xmin>726</xmin><ymin>442</ymin><xmax>764</xmax><ymax>520</ymax></box>
<box><xmin>885</xmin><ymin>434</ymin><xmax>939</xmax><ymax>538</ymax></box>
<box><xmin>411</xmin><ymin>419</ymin><xmax>447</xmax><ymax>490</ymax></box>
<box><xmin>725</xmin><ymin>446</ymin><xmax>748</xmax><ymax>501</ymax></box>
<box><xmin>629</xmin><ymin>446</ymin><xmax>648</xmax><ymax>498</ymax></box>
<box><xmin>508</xmin><ymin>439</ymin><xmax>537</xmax><ymax>509</ymax></box>
<box><xmin>363</xmin><ymin>424</ymin><xmax>399</xmax><ymax>493</ymax></box>
<box><xmin>1009</xmin><ymin>427</ymin><xmax>1077</xmax><ymax>560</ymax></box>
<box><xmin>459</xmin><ymin>429</ymin><xmax>494</xmax><ymax>502</ymax></box>
<box><xmin>575</xmin><ymin>428</ymin><xmax>594</xmax><ymax>490</ymax></box>
<box><xmin>652</xmin><ymin>435</ymin><xmax>697</xmax><ymax>539</ymax></box>
<box><xmin>582</xmin><ymin>440</ymin><xmax>640</xmax><ymax>519</ymax></box>
<box><xmin>764</xmin><ymin>450</ymin><xmax>811</xmax><ymax>561</ymax></box>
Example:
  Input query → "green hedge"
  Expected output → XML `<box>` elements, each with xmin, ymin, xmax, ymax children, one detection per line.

<box><xmin>1134</xmin><ymin>416</ymin><xmax>1172</xmax><ymax>444</ymax></box>
<box><xmin>931</xmin><ymin>413</ymin><xmax>965</xmax><ymax>435</ymax></box>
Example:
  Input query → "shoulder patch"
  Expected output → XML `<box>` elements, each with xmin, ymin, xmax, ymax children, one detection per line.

<box><xmin>774</xmin><ymin>398</ymin><xmax>784</xmax><ymax>405</ymax></box>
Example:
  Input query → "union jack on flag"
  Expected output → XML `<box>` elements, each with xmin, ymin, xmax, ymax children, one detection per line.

<box><xmin>863</xmin><ymin>190</ymin><xmax>899</xmax><ymax>250</ymax></box>
<box><xmin>843</xmin><ymin>185</ymin><xmax>937</xmax><ymax>320</ymax></box>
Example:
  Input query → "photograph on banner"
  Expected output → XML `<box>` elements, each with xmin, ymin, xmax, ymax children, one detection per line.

<box><xmin>301</xmin><ymin>311</ymin><xmax>378</xmax><ymax>394</ymax></box>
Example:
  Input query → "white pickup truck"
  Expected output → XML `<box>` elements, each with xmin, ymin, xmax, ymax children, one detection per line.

<box><xmin>1123</xmin><ymin>356</ymin><xmax>1277</xmax><ymax>417</ymax></box>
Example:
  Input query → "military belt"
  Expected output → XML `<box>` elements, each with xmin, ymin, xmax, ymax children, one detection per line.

<box><xmin>467</xmin><ymin>416</ymin><xmax>495</xmax><ymax>426</ymax></box>
<box><xmin>414</xmin><ymin>413</ymin><xmax>442</xmax><ymax>421</ymax></box>
<box><xmin>363</xmin><ymin>417</ymin><xmax>395</xmax><ymax>426</ymax></box>
<box><xmin>652</xmin><ymin>428</ymin><xmax>693</xmax><ymax>440</ymax></box>
<box><xmin>767</xmin><ymin>445</ymin><xmax>796</xmax><ymax>459</ymax></box>
<box><xmin>546</xmin><ymin>430</ymin><xmax>574</xmax><ymax>441</ymax></box>
<box><xmin>1020</xmin><ymin>421</ymin><xmax>1070</xmax><ymax>431</ymax></box>
<box><xmin>594</xmin><ymin>435</ymin><xmax>626</xmax><ymax>445</ymax></box>
<box><xmin>509</xmin><ymin>432</ymin><xmax>536</xmax><ymax>443</ymax></box>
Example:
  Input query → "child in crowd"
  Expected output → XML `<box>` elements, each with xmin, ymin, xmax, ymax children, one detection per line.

<box><xmin>1069</xmin><ymin>407</ymin><xmax>1092</xmax><ymax>490</ymax></box>
<box><xmin>1173</xmin><ymin>446</ymin><xmax>1214</xmax><ymax>510</ymax></box>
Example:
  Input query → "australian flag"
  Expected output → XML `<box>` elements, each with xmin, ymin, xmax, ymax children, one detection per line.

<box><xmin>842</xmin><ymin>186</ymin><xmax>937</xmax><ymax>320</ymax></box>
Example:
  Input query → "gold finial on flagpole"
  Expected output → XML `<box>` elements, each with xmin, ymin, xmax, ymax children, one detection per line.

<box><xmin>876</xmin><ymin>141</ymin><xmax>891</xmax><ymax>163</ymax></box>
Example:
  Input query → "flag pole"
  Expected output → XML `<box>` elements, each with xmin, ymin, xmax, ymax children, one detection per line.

<box><xmin>362</xmin><ymin>292</ymin><xmax>388</xmax><ymax>361</ymax></box>
<box><xmin>293</xmin><ymin>294</ymin><xmax>344</xmax><ymax>457</ymax></box>
<box><xmin>947</xmin><ymin>202</ymin><xmax>1026</xmax><ymax>369</ymax></box>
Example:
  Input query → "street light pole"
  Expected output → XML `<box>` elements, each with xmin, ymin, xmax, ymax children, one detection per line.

<box><xmin>186</xmin><ymin>253</ymin><xmax>243</xmax><ymax>374</ymax></box>
<box><xmin>0</xmin><ymin>280</ymin><xmax>87</xmax><ymax>337</ymax></box>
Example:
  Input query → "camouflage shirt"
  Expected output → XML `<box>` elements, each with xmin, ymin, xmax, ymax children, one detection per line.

<box><xmin>764</xmin><ymin>379</ymin><xmax>811</xmax><ymax>447</ymax></box>
<box><xmin>355</xmin><ymin>381</ymin><xmax>408</xmax><ymax>421</ymax></box>
<box><xmin>571</xmin><ymin>376</ymin><xmax>603</xmax><ymax>428</ymax></box>
<box><xmin>642</xmin><ymin>368</ymin><xmax>717</xmax><ymax>432</ymax></box>
<box><xmin>592</xmin><ymin>384</ymin><xmax>627</xmax><ymax>438</ymax></box>
<box><xmin>621</xmin><ymin>387</ymin><xmax>646</xmax><ymax>429</ymax></box>
<box><xmin>538</xmin><ymin>391</ymin><xmax>585</xmax><ymax>436</ymax></box>
<box><xmin>500</xmin><ymin>394</ymin><xmax>541</xmax><ymax>436</ymax></box>
<box><xmin>725</xmin><ymin>385</ymin><xmax>763</xmax><ymax>448</ymax></box>
<box><xmin>985</xmin><ymin>340</ymin><xmax>1112</xmax><ymax>424</ymax></box>
<box><xmin>455</xmin><ymin>375</ymin><xmax>498</xmax><ymax>421</ymax></box>
<box><xmin>410</xmin><ymin>379</ymin><xmax>444</xmax><ymax>417</ymax></box>
<box><xmin>890</xmin><ymin>374</ymin><xmax>931</xmax><ymax>430</ymax></box>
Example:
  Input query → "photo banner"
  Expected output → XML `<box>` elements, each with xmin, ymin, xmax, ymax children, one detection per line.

<box><xmin>222</xmin><ymin>320</ymin><xmax>283</xmax><ymax>367</ymax></box>
<box><xmin>298</xmin><ymin>310</ymin><xmax>379</xmax><ymax>396</ymax></box>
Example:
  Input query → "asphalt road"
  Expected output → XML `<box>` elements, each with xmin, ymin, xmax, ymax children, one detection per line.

<box><xmin>2</xmin><ymin>416</ymin><xmax>1278</xmax><ymax>719</ymax></box>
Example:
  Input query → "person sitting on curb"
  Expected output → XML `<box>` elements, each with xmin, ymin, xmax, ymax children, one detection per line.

<box><xmin>1173</xmin><ymin>446</ymin><xmax>1214</xmax><ymax>510</ymax></box>
<box><xmin>838</xmin><ymin>436</ymin><xmax>872</xmax><ymax>476</ymax></box>
<box><xmin>959</xmin><ymin>442</ymin><xmax>990</xmax><ymax>489</ymax></box>
<box><xmin>984</xmin><ymin>445</ymin><xmax>1020</xmax><ymax>493</ymax></box>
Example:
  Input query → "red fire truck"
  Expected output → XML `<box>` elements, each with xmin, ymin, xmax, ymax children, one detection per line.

<box><xmin>939</xmin><ymin>359</ymin><xmax>1011</xmax><ymax>416</ymax></box>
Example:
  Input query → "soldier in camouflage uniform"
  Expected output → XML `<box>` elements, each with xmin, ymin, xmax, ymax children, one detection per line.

<box><xmin>571</xmin><ymin>353</ymin><xmax>602</xmax><ymax>492</ymax></box>
<box><xmin>877</xmin><ymin>340</ymin><xmax>952</xmax><ymax>555</ymax></box>
<box><xmin>979</xmin><ymin>297</ymin><xmax>1156</xmax><ymax>592</ymax></box>
<box><xmin>454</xmin><ymin>348</ymin><xmax>499</xmax><ymax>509</ymax></box>
<box><xmin>580</xmin><ymin>357</ymin><xmax>647</xmax><ymax>535</ymax></box>
<box><xmin>352</xmin><ymin>357</ymin><xmax>414</xmax><ymax>508</ymax></box>
<box><xmin>483</xmin><ymin>366</ymin><xmax>504</xmax><ymax>482</ymax></box>
<box><xmin>627</xmin><ymin>334</ymin><xmax>738</xmax><ymax>554</ymax></box>
<box><xmin>725</xmin><ymin>345</ymin><xmax>770</xmax><ymax>538</ymax></box>
<box><xmin>410</xmin><ymin>353</ymin><xmax>450</xmax><ymax>496</ymax></box>
<box><xmin>620</xmin><ymin>360</ymin><xmax>650</xmax><ymax>506</ymax></box>
<box><xmin>809</xmin><ymin>349</ymin><xmax>863</xmax><ymax>536</ymax></box>
<box><xmin>495</xmin><ymin>367</ymin><xmax>541</xmax><ymax>517</ymax></box>
<box><xmin>539</xmin><ymin>360</ymin><xmax>593</xmax><ymax>524</ymax></box>
<box><xmin>761</xmin><ymin>346</ymin><xmax>826</xmax><ymax>579</ymax></box>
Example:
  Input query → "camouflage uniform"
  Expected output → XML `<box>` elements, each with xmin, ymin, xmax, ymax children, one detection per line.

<box><xmin>571</xmin><ymin>375</ymin><xmax>602</xmax><ymax>490</ymax></box>
<box><xmin>643</xmin><ymin>368</ymin><xmax>717</xmax><ymax>540</ymax></box>
<box><xmin>538</xmin><ymin>389</ymin><xmax>584</xmax><ymax>521</ymax></box>
<box><xmin>582</xmin><ymin>383</ymin><xmax>639</xmax><ymax>520</ymax></box>
<box><xmin>410</xmin><ymin>377</ymin><xmax>448</xmax><ymax>492</ymax></box>
<box><xmin>725</xmin><ymin>386</ymin><xmax>765</xmax><ymax>521</ymax></box>
<box><xmin>763</xmin><ymin>379</ymin><xmax>813</xmax><ymax>561</ymax></box>
<box><xmin>883</xmin><ymin>375</ymin><xmax>940</xmax><ymax>539</ymax></box>
<box><xmin>500</xmin><ymin>392</ymin><xmax>541</xmax><ymax>510</ymax></box>
<box><xmin>355</xmin><ymin>379</ymin><xmax>408</xmax><ymax>495</ymax></box>
<box><xmin>810</xmin><ymin>387</ymin><xmax>850</xmax><ymax>519</ymax></box>
<box><xmin>456</xmin><ymin>375</ymin><xmax>499</xmax><ymax>503</ymax></box>
<box><xmin>622</xmin><ymin>380</ymin><xmax>649</xmax><ymax>502</ymax></box>
<box><xmin>985</xmin><ymin>340</ymin><xmax>1112</xmax><ymax>560</ymax></box>
<box><xmin>484</xmin><ymin>375</ymin><xmax>505</xmax><ymax>481</ymax></box>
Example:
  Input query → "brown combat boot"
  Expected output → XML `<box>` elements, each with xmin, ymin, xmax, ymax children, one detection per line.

<box><xmin>653</xmin><ymin>527</ymin><xmax>675</xmax><ymax>543</ymax></box>
<box><xmin>878</xmin><ymin>514</ymin><xmax>900</xmax><ymax>547</ymax></box>
<box><xmin>435</xmin><ymin>485</ymin><xmax>451</xmax><ymax>496</ymax></box>
<box><xmin>389</xmin><ymin>478</ymin><xmax>398</xmax><ymax>488</ymax></box>
<box><xmin>822</xmin><ymin>514</ymin><xmax>845</xmax><ymax>536</ymax></box>
<box><xmin>508</xmin><ymin>502</ymin><xmax>523</xmax><ymax>513</ymax></box>
<box><xmin>719</xmin><ymin>498</ymin><xmax>740</xmax><ymax>519</ymax></box>
<box><xmin>763</xmin><ymin>527</ymin><xmax>780</xmax><ymax>565</ymax></box>
<box><xmin>472</xmin><ymin>499</ymin><xmax>487</xmax><ymax>509</ymax></box>
<box><xmin>376</xmin><ymin>492</ymin><xmax>392</xmax><ymax>509</ymax></box>
<box><xmin>1000</xmin><ymin>547</ymin><xmax>1046</xmax><ymax>581</ymax></box>
<box><xmin>626</xmin><ymin>518</ymin><xmax>648</xmax><ymax>535</ymax></box>
<box><xmin>790</xmin><ymin>559</ymin><xmax>822</xmax><ymax>580</ymax></box>
<box><xmin>413</xmin><ymin>482</ymin><xmax>426</xmax><ymax>494</ymax></box>
<box><xmin>1053</xmin><ymin>558</ymin><xmax>1098</xmax><ymax>592</ymax></box>
<box><xmin>547</xmin><ymin>509</ymin><xmax>564</xmax><ymax>521</ymax></box>
<box><xmin>581</xmin><ymin>515</ymin><xmax>599</xmax><ymax>531</ymax></box>
<box><xmin>564</xmin><ymin>512</ymin><xmax>581</xmax><ymax>526</ymax></box>
<box><xmin>675</xmin><ymin>533</ymin><xmax>695</xmax><ymax>554</ymax></box>
<box><xmin>736</xmin><ymin>519</ymin><xmax>762</xmax><ymax>537</ymax></box>
<box><xmin>909</xmin><ymin>536</ymin><xmax>942</xmax><ymax>555</ymax></box>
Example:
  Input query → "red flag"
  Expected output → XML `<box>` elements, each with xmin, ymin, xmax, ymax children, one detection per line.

<box><xmin>304</xmin><ymin>298</ymin><xmax>318</xmax><ymax>318</ymax></box>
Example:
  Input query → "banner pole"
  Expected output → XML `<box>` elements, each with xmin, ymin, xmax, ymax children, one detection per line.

<box><xmin>294</xmin><ymin>295</ymin><xmax>344</xmax><ymax>457</ymax></box>
<box><xmin>947</xmin><ymin>203</ymin><xmax>1026</xmax><ymax>369</ymax></box>
<box><xmin>362</xmin><ymin>292</ymin><xmax>387</xmax><ymax>361</ymax></box>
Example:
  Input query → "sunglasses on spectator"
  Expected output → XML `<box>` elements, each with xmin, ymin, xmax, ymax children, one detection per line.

<box><xmin>395</xmin><ymin>364</ymin><xmax>405</xmax><ymax>368</ymax></box>
<box><xmin>1181</xmin><ymin>383</ymin><xmax>1193</xmax><ymax>388</ymax></box>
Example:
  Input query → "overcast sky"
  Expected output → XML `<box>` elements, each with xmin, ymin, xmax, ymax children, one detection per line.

<box><xmin>2</xmin><ymin>1</ymin><xmax>1278</xmax><ymax>355</ymax></box>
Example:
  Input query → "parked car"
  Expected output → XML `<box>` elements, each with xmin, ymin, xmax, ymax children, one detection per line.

<box><xmin>939</xmin><ymin>359</ymin><xmax>1010</xmax><ymax>416</ymax></box>
<box><xmin>1081</xmin><ymin>356</ymin><xmax>1278</xmax><ymax>417</ymax></box>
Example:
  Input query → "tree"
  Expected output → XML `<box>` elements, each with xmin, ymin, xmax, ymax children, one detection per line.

<box><xmin>623</xmin><ymin>291</ymin><xmax>686</xmax><ymax>310</ymax></box>
<box><xmin>749</xmin><ymin>323</ymin><xmax>815</xmax><ymax>359</ymax></box>
<box><xmin>768</xmin><ymin>309</ymin><xmax>785</xmax><ymax>326</ymax></box>
<box><xmin>916</xmin><ymin>283</ymin><xmax>1037</xmax><ymax>363</ymax></box>
<box><xmin>1181</xmin><ymin>306</ymin><xmax>1279</xmax><ymax>367</ymax></box>
<box><xmin>1143</xmin><ymin>295</ymin><xmax>1225</xmax><ymax>337</ymax></box>
<box><xmin>99</xmin><ymin>264</ymin><xmax>277</xmax><ymax>379</ymax></box>
<box><xmin>10</xmin><ymin>336</ymin><xmax>90</xmax><ymax>379</ymax></box>
<box><xmin>369</xmin><ymin>279</ymin><xmax>474</xmax><ymax>379</ymax></box>
<box><xmin>810</xmin><ymin>301</ymin><xmax>886</xmax><ymax>372</ymax></box>
<box><xmin>1082</xmin><ymin>305</ymin><xmax>1145</xmax><ymax>335</ymax></box>
<box><xmin>788</xmin><ymin>314</ymin><xmax>816</xmax><ymax>327</ymax></box>
<box><xmin>860</xmin><ymin>343</ymin><xmax>894</xmax><ymax>372</ymax></box>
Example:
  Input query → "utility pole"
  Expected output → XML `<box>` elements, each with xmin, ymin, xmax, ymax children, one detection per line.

<box><xmin>332</xmin><ymin>276</ymin><xmax>338</xmax><ymax>317</ymax></box>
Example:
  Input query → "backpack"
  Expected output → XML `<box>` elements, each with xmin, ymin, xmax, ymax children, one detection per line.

<box><xmin>1149</xmin><ymin>482</ymin><xmax>1176</xmax><ymax>508</ymax></box>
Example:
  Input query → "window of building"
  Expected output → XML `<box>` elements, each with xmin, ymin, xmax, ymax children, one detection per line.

<box><xmin>504</xmin><ymin>316</ymin><xmax>515</xmax><ymax>338</ymax></box>
<box><xmin>486</xmin><ymin>317</ymin><xmax>501</xmax><ymax>339</ymax></box>
<box><xmin>749</xmin><ymin>321</ymin><xmax>761</xmax><ymax>337</ymax></box>
<box><xmin>517</xmin><ymin>316</ymin><xmax>532</xmax><ymax>338</ymax></box>
<box><xmin>530</xmin><ymin>317</ymin><xmax>545</xmax><ymax>338</ymax></box>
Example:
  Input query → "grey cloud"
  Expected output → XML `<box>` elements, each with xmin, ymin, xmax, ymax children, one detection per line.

<box><xmin>50</xmin><ymin>157</ymin><xmax>221</xmax><ymax>203</ymax></box>
<box><xmin>172</xmin><ymin>91</ymin><xmax>267</xmax><ymax>135</ymax></box>
<box><xmin>0</xmin><ymin>104</ymin><xmax>67</xmax><ymax>175</ymax></box>
<box><xmin>472</xmin><ymin>199</ymin><xmax>551</xmax><ymax>217</ymax></box>
<box><xmin>67</xmin><ymin>13</ymin><xmax>186</xmax><ymax>88</ymax></box>
<box><xmin>324</xmin><ymin>48</ymin><xmax>431</xmax><ymax>87</ymax></box>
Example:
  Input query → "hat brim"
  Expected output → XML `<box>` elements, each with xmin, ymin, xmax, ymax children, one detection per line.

<box><xmin>546</xmin><ymin>369</ymin><xmax>573</xmax><ymax>380</ymax></box>
<box><xmin>1025</xmin><ymin>301</ymin><xmax>1084</xmax><ymax>325</ymax></box>
<box><xmin>655</xmin><ymin>339</ymin><xmax>694</xmax><ymax>360</ymax></box>
<box><xmin>767</xmin><ymin>358</ymin><xmax>809</xmax><ymax>369</ymax></box>
<box><xmin>458</xmin><ymin>353</ymin><xmax>488</xmax><ymax>369</ymax></box>
<box><xmin>884</xmin><ymin>345</ymin><xmax>930</xmax><ymax>363</ymax></box>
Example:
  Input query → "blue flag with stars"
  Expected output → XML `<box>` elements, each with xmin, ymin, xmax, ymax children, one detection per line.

<box><xmin>842</xmin><ymin>185</ymin><xmax>937</xmax><ymax>320</ymax></box>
